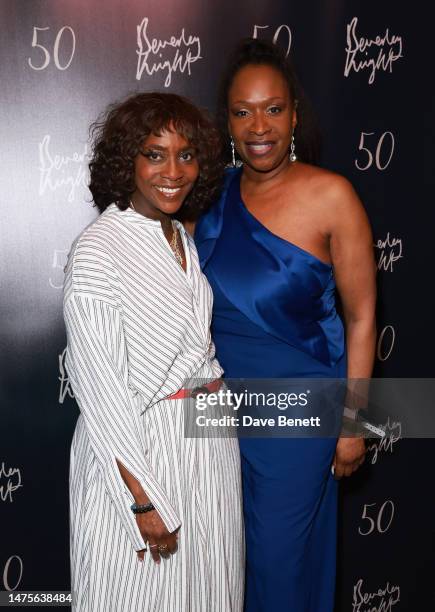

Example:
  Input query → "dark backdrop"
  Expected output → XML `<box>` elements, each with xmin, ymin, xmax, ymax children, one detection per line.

<box><xmin>1</xmin><ymin>1</ymin><xmax>434</xmax><ymax>609</ymax></box>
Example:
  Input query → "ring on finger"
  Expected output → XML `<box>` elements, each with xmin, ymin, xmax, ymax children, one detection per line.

<box><xmin>158</xmin><ymin>544</ymin><xmax>168</xmax><ymax>552</ymax></box>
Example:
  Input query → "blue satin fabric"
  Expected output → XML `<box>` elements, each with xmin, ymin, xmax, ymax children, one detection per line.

<box><xmin>195</xmin><ymin>168</ymin><xmax>346</xmax><ymax>612</ymax></box>
<box><xmin>196</xmin><ymin>167</ymin><xmax>345</xmax><ymax>370</ymax></box>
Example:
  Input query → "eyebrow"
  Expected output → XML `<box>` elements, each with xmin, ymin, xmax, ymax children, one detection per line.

<box><xmin>142</xmin><ymin>144</ymin><xmax>195</xmax><ymax>151</ymax></box>
<box><xmin>142</xmin><ymin>144</ymin><xmax>166</xmax><ymax>150</ymax></box>
<box><xmin>231</xmin><ymin>96</ymin><xmax>286</xmax><ymax>105</ymax></box>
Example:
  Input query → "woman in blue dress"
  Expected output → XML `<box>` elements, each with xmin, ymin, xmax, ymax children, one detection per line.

<box><xmin>195</xmin><ymin>39</ymin><xmax>376</xmax><ymax>611</ymax></box>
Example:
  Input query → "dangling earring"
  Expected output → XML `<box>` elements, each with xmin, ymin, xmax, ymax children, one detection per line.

<box><xmin>230</xmin><ymin>137</ymin><xmax>243</xmax><ymax>168</ymax></box>
<box><xmin>289</xmin><ymin>133</ymin><xmax>297</xmax><ymax>162</ymax></box>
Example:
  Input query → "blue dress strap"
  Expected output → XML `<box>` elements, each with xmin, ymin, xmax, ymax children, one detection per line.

<box><xmin>195</xmin><ymin>168</ymin><xmax>238</xmax><ymax>268</ymax></box>
<box><xmin>195</xmin><ymin>168</ymin><xmax>345</xmax><ymax>368</ymax></box>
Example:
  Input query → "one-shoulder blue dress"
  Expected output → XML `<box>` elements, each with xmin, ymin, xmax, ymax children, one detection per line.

<box><xmin>195</xmin><ymin>168</ymin><xmax>346</xmax><ymax>612</ymax></box>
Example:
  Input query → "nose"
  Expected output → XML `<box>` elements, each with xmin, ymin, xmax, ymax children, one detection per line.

<box><xmin>160</xmin><ymin>156</ymin><xmax>183</xmax><ymax>182</ymax></box>
<box><xmin>249</xmin><ymin>110</ymin><xmax>271</xmax><ymax>136</ymax></box>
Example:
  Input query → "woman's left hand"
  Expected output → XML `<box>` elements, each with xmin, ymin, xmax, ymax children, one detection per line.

<box><xmin>332</xmin><ymin>437</ymin><xmax>366</xmax><ymax>479</ymax></box>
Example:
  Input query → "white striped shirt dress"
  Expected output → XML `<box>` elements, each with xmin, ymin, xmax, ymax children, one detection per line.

<box><xmin>63</xmin><ymin>204</ymin><xmax>244</xmax><ymax>611</ymax></box>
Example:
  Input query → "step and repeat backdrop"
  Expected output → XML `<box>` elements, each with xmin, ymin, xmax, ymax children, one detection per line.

<box><xmin>1</xmin><ymin>0</ymin><xmax>434</xmax><ymax>609</ymax></box>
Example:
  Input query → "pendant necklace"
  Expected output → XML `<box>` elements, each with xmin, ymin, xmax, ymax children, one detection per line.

<box><xmin>169</xmin><ymin>221</ymin><xmax>183</xmax><ymax>267</ymax></box>
<box><xmin>130</xmin><ymin>201</ymin><xmax>183</xmax><ymax>267</ymax></box>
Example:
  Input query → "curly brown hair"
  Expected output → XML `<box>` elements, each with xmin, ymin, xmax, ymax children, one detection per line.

<box><xmin>89</xmin><ymin>92</ymin><xmax>224</xmax><ymax>220</ymax></box>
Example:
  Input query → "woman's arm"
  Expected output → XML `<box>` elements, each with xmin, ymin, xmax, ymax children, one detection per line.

<box><xmin>64</xmin><ymin>240</ymin><xmax>182</xmax><ymax>551</ymax></box>
<box><xmin>64</xmin><ymin>292</ymin><xmax>181</xmax><ymax>543</ymax></box>
<box><xmin>327</xmin><ymin>176</ymin><xmax>377</xmax><ymax>478</ymax></box>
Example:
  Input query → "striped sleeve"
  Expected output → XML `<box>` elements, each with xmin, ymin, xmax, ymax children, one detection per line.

<box><xmin>64</xmin><ymin>292</ymin><xmax>181</xmax><ymax>550</ymax></box>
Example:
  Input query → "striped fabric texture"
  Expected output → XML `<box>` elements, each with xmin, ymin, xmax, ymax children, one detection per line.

<box><xmin>63</xmin><ymin>204</ymin><xmax>244</xmax><ymax>611</ymax></box>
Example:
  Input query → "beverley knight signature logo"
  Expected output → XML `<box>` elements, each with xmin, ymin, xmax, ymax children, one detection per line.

<box><xmin>344</xmin><ymin>17</ymin><xmax>403</xmax><ymax>84</ymax></box>
<box><xmin>136</xmin><ymin>17</ymin><xmax>201</xmax><ymax>87</ymax></box>
<box><xmin>367</xmin><ymin>418</ymin><xmax>402</xmax><ymax>465</ymax></box>
<box><xmin>352</xmin><ymin>578</ymin><xmax>400</xmax><ymax>612</ymax></box>
<box><xmin>39</xmin><ymin>135</ymin><xmax>89</xmax><ymax>203</ymax></box>
<box><xmin>58</xmin><ymin>347</ymin><xmax>74</xmax><ymax>404</ymax></box>
<box><xmin>0</xmin><ymin>462</ymin><xmax>23</xmax><ymax>503</ymax></box>
<box><xmin>374</xmin><ymin>233</ymin><xmax>403</xmax><ymax>273</ymax></box>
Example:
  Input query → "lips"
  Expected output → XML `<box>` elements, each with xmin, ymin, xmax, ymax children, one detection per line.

<box><xmin>245</xmin><ymin>141</ymin><xmax>275</xmax><ymax>156</ymax></box>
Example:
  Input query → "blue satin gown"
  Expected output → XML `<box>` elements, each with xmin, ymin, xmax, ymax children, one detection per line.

<box><xmin>195</xmin><ymin>168</ymin><xmax>346</xmax><ymax>612</ymax></box>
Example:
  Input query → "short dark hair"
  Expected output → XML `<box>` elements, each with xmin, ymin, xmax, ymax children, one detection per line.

<box><xmin>89</xmin><ymin>92</ymin><xmax>224</xmax><ymax>220</ymax></box>
<box><xmin>217</xmin><ymin>38</ymin><xmax>321</xmax><ymax>165</ymax></box>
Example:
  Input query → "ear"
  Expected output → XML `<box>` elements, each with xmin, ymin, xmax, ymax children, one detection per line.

<box><xmin>292</xmin><ymin>104</ymin><xmax>298</xmax><ymax>130</ymax></box>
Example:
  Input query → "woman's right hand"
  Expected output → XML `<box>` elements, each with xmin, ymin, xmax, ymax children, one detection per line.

<box><xmin>136</xmin><ymin>510</ymin><xmax>179</xmax><ymax>563</ymax></box>
<box><xmin>115</xmin><ymin>459</ymin><xmax>179</xmax><ymax>564</ymax></box>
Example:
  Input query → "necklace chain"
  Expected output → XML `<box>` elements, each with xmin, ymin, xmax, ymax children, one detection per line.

<box><xmin>169</xmin><ymin>221</ymin><xmax>183</xmax><ymax>266</ymax></box>
<box><xmin>130</xmin><ymin>200</ymin><xmax>183</xmax><ymax>267</ymax></box>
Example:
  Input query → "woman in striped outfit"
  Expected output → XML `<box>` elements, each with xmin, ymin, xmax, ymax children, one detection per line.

<box><xmin>63</xmin><ymin>93</ymin><xmax>244</xmax><ymax>611</ymax></box>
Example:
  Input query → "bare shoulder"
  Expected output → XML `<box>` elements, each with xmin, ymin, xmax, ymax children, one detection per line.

<box><xmin>297</xmin><ymin>163</ymin><xmax>356</xmax><ymax>204</ymax></box>
<box><xmin>295</xmin><ymin>163</ymin><xmax>368</xmax><ymax>228</ymax></box>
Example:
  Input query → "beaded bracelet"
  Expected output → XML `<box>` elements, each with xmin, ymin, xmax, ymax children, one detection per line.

<box><xmin>131</xmin><ymin>502</ymin><xmax>155</xmax><ymax>514</ymax></box>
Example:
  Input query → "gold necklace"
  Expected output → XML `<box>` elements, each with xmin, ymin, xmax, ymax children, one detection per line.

<box><xmin>130</xmin><ymin>201</ymin><xmax>183</xmax><ymax>267</ymax></box>
<box><xmin>170</xmin><ymin>221</ymin><xmax>183</xmax><ymax>266</ymax></box>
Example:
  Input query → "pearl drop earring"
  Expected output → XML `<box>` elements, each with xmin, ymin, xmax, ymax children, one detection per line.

<box><xmin>230</xmin><ymin>137</ymin><xmax>243</xmax><ymax>168</ymax></box>
<box><xmin>289</xmin><ymin>133</ymin><xmax>297</xmax><ymax>162</ymax></box>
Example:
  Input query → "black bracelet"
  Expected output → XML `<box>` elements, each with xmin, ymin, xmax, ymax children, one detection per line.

<box><xmin>131</xmin><ymin>502</ymin><xmax>155</xmax><ymax>514</ymax></box>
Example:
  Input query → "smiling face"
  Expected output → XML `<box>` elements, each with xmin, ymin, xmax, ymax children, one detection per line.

<box><xmin>132</xmin><ymin>127</ymin><xmax>199</xmax><ymax>220</ymax></box>
<box><xmin>228</xmin><ymin>63</ymin><xmax>297</xmax><ymax>174</ymax></box>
